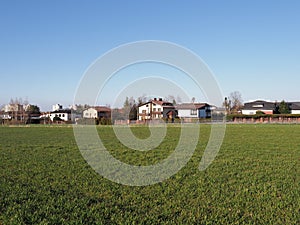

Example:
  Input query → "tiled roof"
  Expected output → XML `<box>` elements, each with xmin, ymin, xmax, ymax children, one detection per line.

<box><xmin>288</xmin><ymin>102</ymin><xmax>300</xmax><ymax>110</ymax></box>
<box><xmin>243</xmin><ymin>100</ymin><xmax>275</xmax><ymax>110</ymax></box>
<box><xmin>138</xmin><ymin>99</ymin><xmax>173</xmax><ymax>107</ymax></box>
<box><xmin>51</xmin><ymin>109</ymin><xmax>71</xmax><ymax>113</ymax></box>
<box><xmin>93</xmin><ymin>106</ymin><xmax>111</xmax><ymax>112</ymax></box>
<box><xmin>175</xmin><ymin>103</ymin><xmax>208</xmax><ymax>110</ymax></box>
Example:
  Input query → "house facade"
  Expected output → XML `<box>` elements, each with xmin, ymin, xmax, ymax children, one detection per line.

<box><xmin>138</xmin><ymin>98</ymin><xmax>176</xmax><ymax>121</ymax></box>
<box><xmin>242</xmin><ymin>100</ymin><xmax>276</xmax><ymax>115</ymax></box>
<box><xmin>288</xmin><ymin>102</ymin><xmax>300</xmax><ymax>114</ymax></box>
<box><xmin>2</xmin><ymin>103</ymin><xmax>32</xmax><ymax>121</ymax></box>
<box><xmin>176</xmin><ymin>103</ymin><xmax>212</xmax><ymax>119</ymax></box>
<box><xmin>242</xmin><ymin>100</ymin><xmax>300</xmax><ymax>115</ymax></box>
<box><xmin>49</xmin><ymin>109</ymin><xmax>71</xmax><ymax>121</ymax></box>
<box><xmin>52</xmin><ymin>104</ymin><xmax>63</xmax><ymax>111</ymax></box>
<box><xmin>83</xmin><ymin>106</ymin><xmax>111</xmax><ymax>119</ymax></box>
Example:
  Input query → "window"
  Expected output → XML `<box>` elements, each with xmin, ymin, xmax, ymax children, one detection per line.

<box><xmin>153</xmin><ymin>108</ymin><xmax>156</xmax><ymax>112</ymax></box>
<box><xmin>62</xmin><ymin>114</ymin><xmax>65</xmax><ymax>117</ymax></box>
<box><xmin>158</xmin><ymin>108</ymin><xmax>161</xmax><ymax>112</ymax></box>
<box><xmin>190</xmin><ymin>109</ymin><xmax>197</xmax><ymax>115</ymax></box>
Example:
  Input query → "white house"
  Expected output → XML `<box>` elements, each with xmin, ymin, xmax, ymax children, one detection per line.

<box><xmin>4</xmin><ymin>103</ymin><xmax>24</xmax><ymax>113</ymax></box>
<box><xmin>289</xmin><ymin>102</ymin><xmax>300</xmax><ymax>114</ymax></box>
<box><xmin>49</xmin><ymin>109</ymin><xmax>71</xmax><ymax>122</ymax></box>
<box><xmin>52</xmin><ymin>104</ymin><xmax>63</xmax><ymax>111</ymax></box>
<box><xmin>1</xmin><ymin>114</ymin><xmax>12</xmax><ymax>120</ymax></box>
<box><xmin>83</xmin><ymin>106</ymin><xmax>111</xmax><ymax>119</ymax></box>
<box><xmin>176</xmin><ymin>103</ymin><xmax>212</xmax><ymax>119</ymax></box>
<box><xmin>242</xmin><ymin>100</ymin><xmax>275</xmax><ymax>115</ymax></box>
<box><xmin>138</xmin><ymin>98</ymin><xmax>175</xmax><ymax>121</ymax></box>
<box><xmin>2</xmin><ymin>103</ymin><xmax>30</xmax><ymax>121</ymax></box>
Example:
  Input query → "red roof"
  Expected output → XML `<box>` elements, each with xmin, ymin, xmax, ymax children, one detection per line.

<box><xmin>139</xmin><ymin>99</ymin><xmax>172</xmax><ymax>107</ymax></box>
<box><xmin>93</xmin><ymin>106</ymin><xmax>111</xmax><ymax>112</ymax></box>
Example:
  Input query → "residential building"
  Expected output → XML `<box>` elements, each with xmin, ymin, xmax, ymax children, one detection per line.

<box><xmin>242</xmin><ymin>100</ymin><xmax>276</xmax><ymax>115</ymax></box>
<box><xmin>52</xmin><ymin>104</ymin><xmax>63</xmax><ymax>111</ymax></box>
<box><xmin>176</xmin><ymin>103</ymin><xmax>212</xmax><ymax>119</ymax></box>
<box><xmin>2</xmin><ymin>103</ymin><xmax>29</xmax><ymax>121</ymax></box>
<box><xmin>288</xmin><ymin>102</ymin><xmax>300</xmax><ymax>114</ymax></box>
<box><xmin>242</xmin><ymin>100</ymin><xmax>300</xmax><ymax>115</ymax></box>
<box><xmin>83</xmin><ymin>106</ymin><xmax>111</xmax><ymax>119</ymax></box>
<box><xmin>138</xmin><ymin>98</ymin><xmax>176</xmax><ymax>121</ymax></box>
<box><xmin>49</xmin><ymin>109</ymin><xmax>71</xmax><ymax>122</ymax></box>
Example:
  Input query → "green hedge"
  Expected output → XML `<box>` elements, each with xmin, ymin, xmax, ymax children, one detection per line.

<box><xmin>76</xmin><ymin>118</ymin><xmax>112</xmax><ymax>125</ymax></box>
<box><xmin>227</xmin><ymin>114</ymin><xmax>300</xmax><ymax>121</ymax></box>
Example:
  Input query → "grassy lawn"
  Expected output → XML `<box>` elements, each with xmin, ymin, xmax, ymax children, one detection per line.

<box><xmin>0</xmin><ymin>124</ymin><xmax>299</xmax><ymax>224</ymax></box>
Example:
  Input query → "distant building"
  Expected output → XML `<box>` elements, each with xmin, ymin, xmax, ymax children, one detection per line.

<box><xmin>52</xmin><ymin>104</ymin><xmax>63</xmax><ymax>111</ymax></box>
<box><xmin>2</xmin><ymin>103</ymin><xmax>26</xmax><ymax>121</ymax></box>
<box><xmin>83</xmin><ymin>106</ymin><xmax>111</xmax><ymax>119</ymax></box>
<box><xmin>176</xmin><ymin>103</ymin><xmax>212</xmax><ymax>119</ymax></box>
<box><xmin>242</xmin><ymin>100</ymin><xmax>276</xmax><ymax>115</ymax></box>
<box><xmin>288</xmin><ymin>102</ymin><xmax>300</xmax><ymax>114</ymax></box>
<box><xmin>4</xmin><ymin>103</ymin><xmax>23</xmax><ymax>113</ymax></box>
<box><xmin>138</xmin><ymin>98</ymin><xmax>176</xmax><ymax>121</ymax></box>
<box><xmin>49</xmin><ymin>109</ymin><xmax>71</xmax><ymax>122</ymax></box>
<box><xmin>40</xmin><ymin>105</ymin><xmax>72</xmax><ymax>122</ymax></box>
<box><xmin>242</xmin><ymin>100</ymin><xmax>300</xmax><ymax>115</ymax></box>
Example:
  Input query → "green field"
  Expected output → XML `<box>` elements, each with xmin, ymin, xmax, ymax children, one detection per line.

<box><xmin>0</xmin><ymin>124</ymin><xmax>299</xmax><ymax>224</ymax></box>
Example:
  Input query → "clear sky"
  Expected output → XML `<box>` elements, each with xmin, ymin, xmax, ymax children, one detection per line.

<box><xmin>1</xmin><ymin>0</ymin><xmax>300</xmax><ymax>111</ymax></box>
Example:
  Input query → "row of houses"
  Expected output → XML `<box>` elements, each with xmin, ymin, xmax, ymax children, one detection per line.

<box><xmin>2</xmin><ymin>98</ymin><xmax>212</xmax><ymax>124</ymax></box>
<box><xmin>242</xmin><ymin>100</ymin><xmax>300</xmax><ymax>115</ymax></box>
<box><xmin>137</xmin><ymin>98</ymin><xmax>213</xmax><ymax>121</ymax></box>
<box><xmin>39</xmin><ymin>105</ymin><xmax>112</xmax><ymax>122</ymax></box>
<box><xmin>39</xmin><ymin>100</ymin><xmax>300</xmax><ymax>123</ymax></box>
<box><xmin>0</xmin><ymin>103</ymin><xmax>40</xmax><ymax>122</ymax></box>
<box><xmin>3</xmin><ymin>99</ymin><xmax>300</xmax><ymax>124</ymax></box>
<box><xmin>40</xmin><ymin>99</ymin><xmax>213</xmax><ymax>123</ymax></box>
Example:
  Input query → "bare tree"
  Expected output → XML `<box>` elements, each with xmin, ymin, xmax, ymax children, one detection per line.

<box><xmin>165</xmin><ymin>95</ymin><xmax>176</xmax><ymax>104</ymax></box>
<box><xmin>137</xmin><ymin>94</ymin><xmax>147</xmax><ymax>105</ymax></box>
<box><xmin>23</xmin><ymin>97</ymin><xmax>29</xmax><ymax>105</ymax></box>
<box><xmin>176</xmin><ymin>95</ymin><xmax>182</xmax><ymax>104</ymax></box>
<box><xmin>228</xmin><ymin>91</ymin><xmax>243</xmax><ymax>113</ymax></box>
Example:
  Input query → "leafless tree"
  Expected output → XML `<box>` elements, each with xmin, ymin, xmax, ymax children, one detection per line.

<box><xmin>165</xmin><ymin>95</ymin><xmax>177</xmax><ymax>104</ymax></box>
<box><xmin>176</xmin><ymin>95</ymin><xmax>182</xmax><ymax>104</ymax></box>
<box><xmin>137</xmin><ymin>94</ymin><xmax>147</xmax><ymax>105</ymax></box>
<box><xmin>227</xmin><ymin>91</ymin><xmax>243</xmax><ymax>113</ymax></box>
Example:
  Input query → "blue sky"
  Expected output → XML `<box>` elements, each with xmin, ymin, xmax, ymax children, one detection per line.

<box><xmin>1</xmin><ymin>0</ymin><xmax>300</xmax><ymax>111</ymax></box>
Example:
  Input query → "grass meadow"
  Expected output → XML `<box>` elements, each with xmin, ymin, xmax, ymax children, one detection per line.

<box><xmin>0</xmin><ymin>124</ymin><xmax>299</xmax><ymax>224</ymax></box>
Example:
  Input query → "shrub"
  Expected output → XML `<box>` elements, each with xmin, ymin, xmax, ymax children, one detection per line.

<box><xmin>256</xmin><ymin>111</ymin><xmax>265</xmax><ymax>115</ymax></box>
